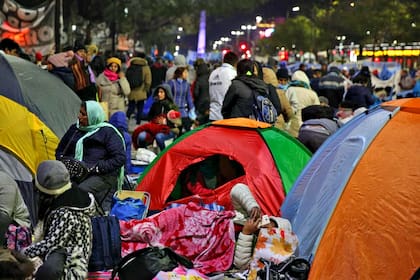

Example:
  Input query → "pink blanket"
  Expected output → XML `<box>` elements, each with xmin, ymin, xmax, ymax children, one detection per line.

<box><xmin>120</xmin><ymin>202</ymin><xmax>236</xmax><ymax>274</ymax></box>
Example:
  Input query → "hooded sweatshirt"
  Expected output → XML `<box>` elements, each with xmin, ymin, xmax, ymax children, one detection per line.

<box><xmin>109</xmin><ymin>111</ymin><xmax>132</xmax><ymax>173</ymax></box>
<box><xmin>285</xmin><ymin>70</ymin><xmax>320</xmax><ymax>137</ymax></box>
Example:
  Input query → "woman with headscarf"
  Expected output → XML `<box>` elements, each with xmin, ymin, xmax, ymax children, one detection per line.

<box><xmin>96</xmin><ymin>57</ymin><xmax>131</xmax><ymax>118</ymax></box>
<box><xmin>55</xmin><ymin>101</ymin><xmax>126</xmax><ymax>212</ymax></box>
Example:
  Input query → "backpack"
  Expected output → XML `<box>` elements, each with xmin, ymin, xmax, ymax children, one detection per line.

<box><xmin>88</xmin><ymin>216</ymin><xmax>122</xmax><ymax>272</ymax></box>
<box><xmin>126</xmin><ymin>64</ymin><xmax>143</xmax><ymax>89</ymax></box>
<box><xmin>252</xmin><ymin>89</ymin><xmax>278</xmax><ymax>124</ymax></box>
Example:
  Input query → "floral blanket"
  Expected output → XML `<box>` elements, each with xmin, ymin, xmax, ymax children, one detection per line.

<box><xmin>119</xmin><ymin>202</ymin><xmax>236</xmax><ymax>274</ymax></box>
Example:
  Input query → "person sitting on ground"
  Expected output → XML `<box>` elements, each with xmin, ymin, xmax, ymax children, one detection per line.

<box><xmin>132</xmin><ymin>84</ymin><xmax>181</xmax><ymax>152</ymax></box>
<box><xmin>0</xmin><ymin>171</ymin><xmax>31</xmax><ymax>246</ymax></box>
<box><xmin>22</xmin><ymin>160</ymin><xmax>96</xmax><ymax>280</ymax></box>
<box><xmin>230</xmin><ymin>183</ymin><xmax>294</xmax><ymax>271</ymax></box>
<box><xmin>55</xmin><ymin>101</ymin><xmax>126</xmax><ymax>212</ymax></box>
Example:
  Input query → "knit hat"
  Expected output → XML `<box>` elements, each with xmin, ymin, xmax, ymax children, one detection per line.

<box><xmin>87</xmin><ymin>44</ymin><xmax>98</xmax><ymax>55</ymax></box>
<box><xmin>35</xmin><ymin>160</ymin><xmax>71</xmax><ymax>196</ymax></box>
<box><xmin>276</xmin><ymin>68</ymin><xmax>289</xmax><ymax>79</ymax></box>
<box><xmin>107</xmin><ymin>57</ymin><xmax>121</xmax><ymax>68</ymax></box>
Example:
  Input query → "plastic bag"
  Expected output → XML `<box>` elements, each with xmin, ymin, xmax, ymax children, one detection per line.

<box><xmin>111</xmin><ymin>246</ymin><xmax>193</xmax><ymax>280</ymax></box>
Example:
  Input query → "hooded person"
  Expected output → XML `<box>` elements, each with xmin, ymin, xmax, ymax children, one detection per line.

<box><xmin>132</xmin><ymin>84</ymin><xmax>181</xmax><ymax>152</ymax></box>
<box><xmin>22</xmin><ymin>160</ymin><xmax>96</xmax><ymax>280</ymax></box>
<box><xmin>165</xmin><ymin>54</ymin><xmax>187</xmax><ymax>82</ymax></box>
<box><xmin>262</xmin><ymin>67</ymin><xmax>294</xmax><ymax>130</ymax></box>
<box><xmin>285</xmin><ymin>70</ymin><xmax>320</xmax><ymax>137</ymax></box>
<box><xmin>109</xmin><ymin>111</ymin><xmax>132</xmax><ymax>174</ymax></box>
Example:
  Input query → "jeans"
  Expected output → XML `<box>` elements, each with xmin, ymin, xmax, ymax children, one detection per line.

<box><xmin>137</xmin><ymin>131</ymin><xmax>175</xmax><ymax>151</ymax></box>
<box><xmin>126</xmin><ymin>100</ymin><xmax>145</xmax><ymax>125</ymax></box>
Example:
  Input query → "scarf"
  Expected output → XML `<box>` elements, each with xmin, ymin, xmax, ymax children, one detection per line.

<box><xmin>288</xmin><ymin>80</ymin><xmax>310</xmax><ymax>89</ymax></box>
<box><xmin>103</xmin><ymin>68</ymin><xmax>119</xmax><ymax>81</ymax></box>
<box><xmin>75</xmin><ymin>101</ymin><xmax>125</xmax><ymax>189</ymax></box>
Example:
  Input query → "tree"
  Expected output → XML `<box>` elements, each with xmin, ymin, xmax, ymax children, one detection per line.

<box><xmin>65</xmin><ymin>0</ymin><xmax>269</xmax><ymax>52</ymax></box>
<box><xmin>257</xmin><ymin>16</ymin><xmax>321</xmax><ymax>55</ymax></box>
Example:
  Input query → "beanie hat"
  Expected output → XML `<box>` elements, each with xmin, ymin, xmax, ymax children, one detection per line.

<box><xmin>174</xmin><ymin>54</ymin><xmax>186</xmax><ymax>66</ymax></box>
<box><xmin>107</xmin><ymin>57</ymin><xmax>121</xmax><ymax>68</ymax></box>
<box><xmin>35</xmin><ymin>160</ymin><xmax>71</xmax><ymax>196</ymax></box>
<box><xmin>87</xmin><ymin>44</ymin><xmax>98</xmax><ymax>55</ymax></box>
<box><xmin>276</xmin><ymin>68</ymin><xmax>289</xmax><ymax>79</ymax></box>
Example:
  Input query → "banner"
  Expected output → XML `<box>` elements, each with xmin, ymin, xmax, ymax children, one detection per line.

<box><xmin>0</xmin><ymin>0</ymin><xmax>56</xmax><ymax>55</ymax></box>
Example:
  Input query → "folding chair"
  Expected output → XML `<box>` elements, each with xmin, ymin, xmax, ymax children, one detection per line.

<box><xmin>113</xmin><ymin>190</ymin><xmax>150</xmax><ymax>219</ymax></box>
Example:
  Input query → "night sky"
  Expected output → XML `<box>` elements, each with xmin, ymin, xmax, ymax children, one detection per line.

<box><xmin>183</xmin><ymin>0</ymin><xmax>290</xmax><ymax>51</ymax></box>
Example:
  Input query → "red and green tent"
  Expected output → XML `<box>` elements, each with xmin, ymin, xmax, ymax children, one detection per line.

<box><xmin>136</xmin><ymin>118</ymin><xmax>311</xmax><ymax>215</ymax></box>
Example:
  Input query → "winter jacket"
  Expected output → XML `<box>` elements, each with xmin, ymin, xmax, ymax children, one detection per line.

<box><xmin>343</xmin><ymin>84</ymin><xmax>375</xmax><ymax>109</ymax></box>
<box><xmin>109</xmin><ymin>111</ymin><xmax>132</xmax><ymax>174</ymax></box>
<box><xmin>193</xmin><ymin>63</ymin><xmax>210</xmax><ymax>115</ymax></box>
<box><xmin>230</xmin><ymin>183</ymin><xmax>293</xmax><ymax>270</ymax></box>
<box><xmin>262</xmin><ymin>67</ymin><xmax>294</xmax><ymax>129</ymax></box>
<box><xmin>127</xmin><ymin>57</ymin><xmax>152</xmax><ymax>101</ymax></box>
<box><xmin>166</xmin><ymin>78</ymin><xmax>195</xmax><ymax>119</ymax></box>
<box><xmin>55</xmin><ymin>124</ymin><xmax>126</xmax><ymax>178</ymax></box>
<box><xmin>318</xmin><ymin>71</ymin><xmax>345</xmax><ymax>109</ymax></box>
<box><xmin>286</xmin><ymin>70</ymin><xmax>320</xmax><ymax>137</ymax></box>
<box><xmin>0</xmin><ymin>171</ymin><xmax>31</xmax><ymax>228</ymax></box>
<box><xmin>23</xmin><ymin>188</ymin><xmax>96</xmax><ymax>280</ymax></box>
<box><xmin>96</xmin><ymin>73</ymin><xmax>130</xmax><ymax>117</ymax></box>
<box><xmin>222</xmin><ymin>75</ymin><xmax>281</xmax><ymax>120</ymax></box>
<box><xmin>209</xmin><ymin>63</ymin><xmax>237</xmax><ymax>120</ymax></box>
<box><xmin>151</xmin><ymin>61</ymin><xmax>167</xmax><ymax>89</ymax></box>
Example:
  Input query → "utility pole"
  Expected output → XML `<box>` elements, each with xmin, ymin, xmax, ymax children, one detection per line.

<box><xmin>54</xmin><ymin>0</ymin><xmax>62</xmax><ymax>52</ymax></box>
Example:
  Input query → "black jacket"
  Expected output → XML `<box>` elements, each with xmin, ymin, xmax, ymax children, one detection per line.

<box><xmin>222</xmin><ymin>75</ymin><xmax>281</xmax><ymax>119</ymax></box>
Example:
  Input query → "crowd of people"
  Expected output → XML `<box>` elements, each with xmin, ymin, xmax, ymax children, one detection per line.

<box><xmin>1</xmin><ymin>37</ymin><xmax>419</xmax><ymax>279</ymax></box>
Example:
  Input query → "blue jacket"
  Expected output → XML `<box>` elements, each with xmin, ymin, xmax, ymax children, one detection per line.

<box><xmin>55</xmin><ymin>123</ymin><xmax>126</xmax><ymax>177</ymax></box>
<box><xmin>109</xmin><ymin>111</ymin><xmax>132</xmax><ymax>174</ymax></box>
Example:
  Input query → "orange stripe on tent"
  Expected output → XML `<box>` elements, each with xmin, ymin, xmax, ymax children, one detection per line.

<box><xmin>310</xmin><ymin>109</ymin><xmax>420</xmax><ymax>279</ymax></box>
<box><xmin>212</xmin><ymin>118</ymin><xmax>272</xmax><ymax>129</ymax></box>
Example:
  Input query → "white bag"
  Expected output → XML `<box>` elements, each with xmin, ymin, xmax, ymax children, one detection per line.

<box><xmin>135</xmin><ymin>148</ymin><xmax>157</xmax><ymax>164</ymax></box>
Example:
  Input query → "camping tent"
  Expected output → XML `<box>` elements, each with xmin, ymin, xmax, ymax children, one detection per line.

<box><xmin>281</xmin><ymin>98</ymin><xmax>420</xmax><ymax>279</ymax></box>
<box><xmin>136</xmin><ymin>118</ymin><xmax>312</xmax><ymax>215</ymax></box>
<box><xmin>0</xmin><ymin>53</ymin><xmax>81</xmax><ymax>223</ymax></box>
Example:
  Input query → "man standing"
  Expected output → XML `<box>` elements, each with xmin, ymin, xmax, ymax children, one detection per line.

<box><xmin>208</xmin><ymin>52</ymin><xmax>239</xmax><ymax>121</ymax></box>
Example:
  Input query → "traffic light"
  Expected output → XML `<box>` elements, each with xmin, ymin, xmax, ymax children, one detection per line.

<box><xmin>240</xmin><ymin>43</ymin><xmax>247</xmax><ymax>51</ymax></box>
